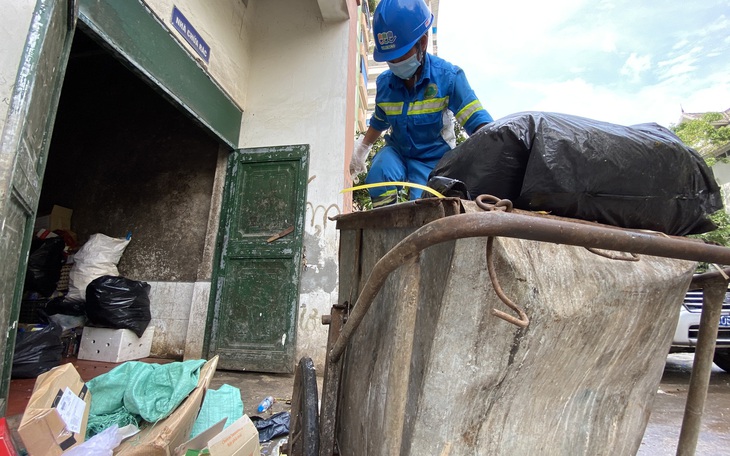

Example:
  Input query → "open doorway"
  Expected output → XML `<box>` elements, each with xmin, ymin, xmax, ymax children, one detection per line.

<box><xmin>24</xmin><ymin>27</ymin><xmax>224</xmax><ymax>359</ymax></box>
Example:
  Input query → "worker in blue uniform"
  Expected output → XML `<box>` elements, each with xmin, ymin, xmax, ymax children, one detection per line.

<box><xmin>349</xmin><ymin>0</ymin><xmax>493</xmax><ymax>208</ymax></box>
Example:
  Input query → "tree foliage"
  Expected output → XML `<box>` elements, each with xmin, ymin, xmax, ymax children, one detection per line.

<box><xmin>672</xmin><ymin>112</ymin><xmax>730</xmax><ymax>252</ymax></box>
<box><xmin>672</xmin><ymin>112</ymin><xmax>730</xmax><ymax>156</ymax></box>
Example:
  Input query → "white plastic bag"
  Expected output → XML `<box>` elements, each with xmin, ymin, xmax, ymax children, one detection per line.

<box><xmin>63</xmin><ymin>424</ymin><xmax>138</xmax><ymax>455</ymax></box>
<box><xmin>67</xmin><ymin>233</ymin><xmax>130</xmax><ymax>302</ymax></box>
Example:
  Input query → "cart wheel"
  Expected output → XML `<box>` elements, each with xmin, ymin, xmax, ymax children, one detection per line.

<box><xmin>286</xmin><ymin>357</ymin><xmax>319</xmax><ymax>456</ymax></box>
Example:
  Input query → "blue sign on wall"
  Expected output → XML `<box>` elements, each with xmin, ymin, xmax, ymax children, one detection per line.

<box><xmin>171</xmin><ymin>6</ymin><xmax>210</xmax><ymax>63</ymax></box>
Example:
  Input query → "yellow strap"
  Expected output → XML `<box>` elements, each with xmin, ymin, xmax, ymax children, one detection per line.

<box><xmin>341</xmin><ymin>181</ymin><xmax>446</xmax><ymax>199</ymax></box>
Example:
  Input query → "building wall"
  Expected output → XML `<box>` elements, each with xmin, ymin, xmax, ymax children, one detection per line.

<box><xmin>129</xmin><ymin>0</ymin><xmax>355</xmax><ymax>367</ymax></box>
<box><xmin>1</xmin><ymin>0</ymin><xmax>354</xmax><ymax>370</ymax></box>
<box><xmin>0</xmin><ymin>0</ymin><xmax>35</xmax><ymax>136</ymax></box>
<box><xmin>238</xmin><ymin>0</ymin><xmax>354</xmax><ymax>366</ymax></box>
<box><xmin>99</xmin><ymin>0</ymin><xmax>355</xmax><ymax>367</ymax></box>
<box><xmin>711</xmin><ymin>162</ymin><xmax>730</xmax><ymax>210</ymax></box>
<box><xmin>141</xmin><ymin>0</ymin><xmax>252</xmax><ymax>110</ymax></box>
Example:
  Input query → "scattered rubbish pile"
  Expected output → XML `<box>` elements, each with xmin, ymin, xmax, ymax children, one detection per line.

<box><xmin>10</xmin><ymin>355</ymin><xmax>289</xmax><ymax>455</ymax></box>
<box><xmin>13</xmin><ymin>206</ymin><xmax>154</xmax><ymax>380</ymax></box>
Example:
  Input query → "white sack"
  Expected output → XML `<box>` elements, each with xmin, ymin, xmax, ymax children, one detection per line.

<box><xmin>67</xmin><ymin>233</ymin><xmax>130</xmax><ymax>301</ymax></box>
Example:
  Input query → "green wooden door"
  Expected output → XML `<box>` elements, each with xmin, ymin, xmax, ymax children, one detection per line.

<box><xmin>207</xmin><ymin>145</ymin><xmax>309</xmax><ymax>373</ymax></box>
<box><xmin>0</xmin><ymin>0</ymin><xmax>76</xmax><ymax>413</ymax></box>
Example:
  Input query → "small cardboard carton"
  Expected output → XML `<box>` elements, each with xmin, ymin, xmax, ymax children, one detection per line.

<box><xmin>206</xmin><ymin>415</ymin><xmax>260</xmax><ymax>456</ymax></box>
<box><xmin>34</xmin><ymin>205</ymin><xmax>73</xmax><ymax>232</ymax></box>
<box><xmin>114</xmin><ymin>356</ymin><xmax>219</xmax><ymax>456</ymax></box>
<box><xmin>175</xmin><ymin>415</ymin><xmax>260</xmax><ymax>456</ymax></box>
<box><xmin>18</xmin><ymin>363</ymin><xmax>91</xmax><ymax>456</ymax></box>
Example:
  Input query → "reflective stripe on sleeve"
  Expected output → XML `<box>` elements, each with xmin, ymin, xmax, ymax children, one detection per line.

<box><xmin>407</xmin><ymin>97</ymin><xmax>449</xmax><ymax>115</ymax></box>
<box><xmin>455</xmin><ymin>100</ymin><xmax>484</xmax><ymax>126</ymax></box>
<box><xmin>377</xmin><ymin>102</ymin><xmax>405</xmax><ymax>116</ymax></box>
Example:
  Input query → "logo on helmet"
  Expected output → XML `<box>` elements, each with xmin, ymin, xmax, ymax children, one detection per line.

<box><xmin>378</xmin><ymin>31</ymin><xmax>397</xmax><ymax>50</ymax></box>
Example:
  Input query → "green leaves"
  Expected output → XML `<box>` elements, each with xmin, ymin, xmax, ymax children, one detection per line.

<box><xmin>674</xmin><ymin>112</ymin><xmax>730</xmax><ymax>254</ymax></box>
<box><xmin>672</xmin><ymin>112</ymin><xmax>730</xmax><ymax>156</ymax></box>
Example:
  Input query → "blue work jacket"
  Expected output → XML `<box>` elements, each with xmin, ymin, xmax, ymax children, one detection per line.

<box><xmin>370</xmin><ymin>53</ymin><xmax>493</xmax><ymax>161</ymax></box>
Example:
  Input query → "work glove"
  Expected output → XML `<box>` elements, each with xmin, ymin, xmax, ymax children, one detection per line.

<box><xmin>349</xmin><ymin>137</ymin><xmax>372</xmax><ymax>179</ymax></box>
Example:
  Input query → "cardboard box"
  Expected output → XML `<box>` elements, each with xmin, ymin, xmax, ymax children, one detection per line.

<box><xmin>18</xmin><ymin>363</ymin><xmax>91</xmax><ymax>456</ymax></box>
<box><xmin>207</xmin><ymin>415</ymin><xmax>260</xmax><ymax>456</ymax></box>
<box><xmin>115</xmin><ymin>356</ymin><xmax>219</xmax><ymax>456</ymax></box>
<box><xmin>175</xmin><ymin>415</ymin><xmax>260</xmax><ymax>456</ymax></box>
<box><xmin>174</xmin><ymin>419</ymin><xmax>226</xmax><ymax>456</ymax></box>
<box><xmin>77</xmin><ymin>326</ymin><xmax>155</xmax><ymax>363</ymax></box>
<box><xmin>34</xmin><ymin>205</ymin><xmax>73</xmax><ymax>232</ymax></box>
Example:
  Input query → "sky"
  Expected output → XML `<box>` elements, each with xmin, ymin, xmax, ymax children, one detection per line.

<box><xmin>436</xmin><ymin>0</ymin><xmax>730</xmax><ymax>129</ymax></box>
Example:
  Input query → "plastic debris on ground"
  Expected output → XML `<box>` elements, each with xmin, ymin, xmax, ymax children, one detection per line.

<box><xmin>251</xmin><ymin>411</ymin><xmax>290</xmax><ymax>443</ymax></box>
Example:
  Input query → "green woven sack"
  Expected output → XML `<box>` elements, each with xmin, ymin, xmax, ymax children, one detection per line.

<box><xmin>189</xmin><ymin>384</ymin><xmax>244</xmax><ymax>438</ymax></box>
<box><xmin>87</xmin><ymin>359</ymin><xmax>206</xmax><ymax>436</ymax></box>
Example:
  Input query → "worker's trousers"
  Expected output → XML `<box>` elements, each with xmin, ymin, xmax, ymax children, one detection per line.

<box><xmin>365</xmin><ymin>146</ymin><xmax>440</xmax><ymax>207</ymax></box>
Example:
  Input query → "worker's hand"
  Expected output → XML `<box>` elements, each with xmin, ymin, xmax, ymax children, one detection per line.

<box><xmin>349</xmin><ymin>137</ymin><xmax>372</xmax><ymax>179</ymax></box>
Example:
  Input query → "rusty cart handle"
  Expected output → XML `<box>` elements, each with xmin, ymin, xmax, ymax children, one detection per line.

<box><xmin>328</xmin><ymin>209</ymin><xmax>730</xmax><ymax>363</ymax></box>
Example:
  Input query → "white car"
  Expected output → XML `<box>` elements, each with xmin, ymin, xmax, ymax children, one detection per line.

<box><xmin>671</xmin><ymin>288</ymin><xmax>730</xmax><ymax>372</ymax></box>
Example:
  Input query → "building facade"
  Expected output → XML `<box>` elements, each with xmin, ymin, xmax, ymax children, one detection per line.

<box><xmin>0</xmin><ymin>0</ymin><xmax>366</xmax><ymax>413</ymax></box>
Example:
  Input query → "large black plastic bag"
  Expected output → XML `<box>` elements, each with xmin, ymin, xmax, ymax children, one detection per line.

<box><xmin>25</xmin><ymin>237</ymin><xmax>66</xmax><ymax>296</ymax></box>
<box><xmin>430</xmin><ymin>111</ymin><xmax>723</xmax><ymax>235</ymax></box>
<box><xmin>430</xmin><ymin>113</ymin><xmax>533</xmax><ymax>202</ymax></box>
<box><xmin>12</xmin><ymin>320</ymin><xmax>64</xmax><ymax>378</ymax></box>
<box><xmin>85</xmin><ymin>275</ymin><xmax>151</xmax><ymax>337</ymax></box>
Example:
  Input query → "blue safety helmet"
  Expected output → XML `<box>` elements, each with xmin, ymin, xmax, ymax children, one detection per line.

<box><xmin>372</xmin><ymin>0</ymin><xmax>434</xmax><ymax>62</ymax></box>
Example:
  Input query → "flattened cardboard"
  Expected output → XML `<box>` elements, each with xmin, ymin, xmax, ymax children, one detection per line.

<box><xmin>114</xmin><ymin>356</ymin><xmax>219</xmax><ymax>456</ymax></box>
<box><xmin>18</xmin><ymin>363</ymin><xmax>91</xmax><ymax>456</ymax></box>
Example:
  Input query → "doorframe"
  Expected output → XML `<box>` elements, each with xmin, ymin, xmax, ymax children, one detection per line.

<box><xmin>0</xmin><ymin>0</ymin><xmax>77</xmax><ymax>414</ymax></box>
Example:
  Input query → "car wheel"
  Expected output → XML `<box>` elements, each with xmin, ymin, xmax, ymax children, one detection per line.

<box><xmin>713</xmin><ymin>351</ymin><xmax>730</xmax><ymax>373</ymax></box>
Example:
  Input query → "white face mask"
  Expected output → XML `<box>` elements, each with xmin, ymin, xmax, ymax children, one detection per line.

<box><xmin>388</xmin><ymin>52</ymin><xmax>422</xmax><ymax>80</ymax></box>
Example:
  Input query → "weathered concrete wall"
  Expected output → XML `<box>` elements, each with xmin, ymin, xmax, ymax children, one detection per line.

<box><xmin>0</xmin><ymin>0</ymin><xmax>35</xmax><ymax>136</ymax></box>
<box><xmin>40</xmin><ymin>33</ymin><xmax>219</xmax><ymax>282</ymax></box>
<box><xmin>147</xmin><ymin>281</ymin><xmax>194</xmax><ymax>358</ymax></box>
<box><xmin>38</xmin><ymin>32</ymin><xmax>220</xmax><ymax>358</ymax></box>
<box><xmin>4</xmin><ymin>0</ymin><xmax>355</xmax><ymax>366</ymax></box>
<box><xmin>239</xmin><ymin>0</ymin><xmax>353</xmax><ymax>369</ymax></box>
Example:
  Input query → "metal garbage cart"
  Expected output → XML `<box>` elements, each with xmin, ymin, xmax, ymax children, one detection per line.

<box><xmin>285</xmin><ymin>196</ymin><xmax>730</xmax><ymax>456</ymax></box>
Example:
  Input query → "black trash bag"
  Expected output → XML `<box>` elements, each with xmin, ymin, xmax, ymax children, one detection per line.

<box><xmin>250</xmin><ymin>411</ymin><xmax>290</xmax><ymax>443</ymax></box>
<box><xmin>85</xmin><ymin>275</ymin><xmax>151</xmax><ymax>337</ymax></box>
<box><xmin>45</xmin><ymin>296</ymin><xmax>86</xmax><ymax>316</ymax></box>
<box><xmin>426</xmin><ymin>176</ymin><xmax>471</xmax><ymax>199</ymax></box>
<box><xmin>430</xmin><ymin>111</ymin><xmax>723</xmax><ymax>235</ymax></box>
<box><xmin>24</xmin><ymin>237</ymin><xmax>66</xmax><ymax>296</ymax></box>
<box><xmin>430</xmin><ymin>113</ymin><xmax>534</xmax><ymax>202</ymax></box>
<box><xmin>12</xmin><ymin>319</ymin><xmax>64</xmax><ymax>378</ymax></box>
